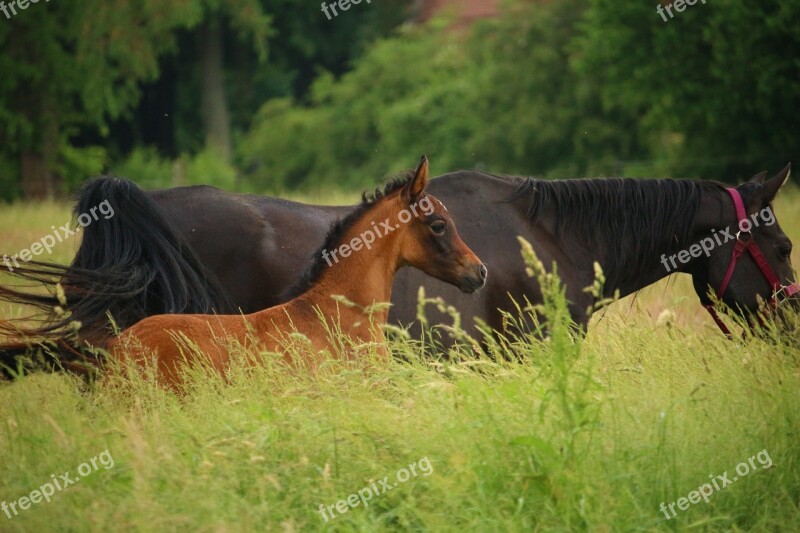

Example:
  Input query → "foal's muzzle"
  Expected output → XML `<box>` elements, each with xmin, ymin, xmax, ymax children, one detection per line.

<box><xmin>459</xmin><ymin>263</ymin><xmax>488</xmax><ymax>293</ymax></box>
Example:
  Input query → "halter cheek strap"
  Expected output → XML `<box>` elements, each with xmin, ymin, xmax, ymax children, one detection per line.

<box><xmin>704</xmin><ymin>188</ymin><xmax>800</xmax><ymax>337</ymax></box>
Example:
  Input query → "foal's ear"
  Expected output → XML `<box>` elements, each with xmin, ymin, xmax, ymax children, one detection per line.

<box><xmin>403</xmin><ymin>155</ymin><xmax>429</xmax><ymax>202</ymax></box>
<box><xmin>756</xmin><ymin>163</ymin><xmax>791</xmax><ymax>204</ymax></box>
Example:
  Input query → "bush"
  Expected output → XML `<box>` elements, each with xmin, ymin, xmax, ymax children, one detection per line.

<box><xmin>111</xmin><ymin>147</ymin><xmax>238</xmax><ymax>190</ymax></box>
<box><xmin>237</xmin><ymin>0</ymin><xmax>645</xmax><ymax>192</ymax></box>
<box><xmin>110</xmin><ymin>147</ymin><xmax>173</xmax><ymax>189</ymax></box>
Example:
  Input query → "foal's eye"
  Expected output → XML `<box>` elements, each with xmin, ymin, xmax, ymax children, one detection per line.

<box><xmin>778</xmin><ymin>244</ymin><xmax>792</xmax><ymax>260</ymax></box>
<box><xmin>429</xmin><ymin>221</ymin><xmax>447</xmax><ymax>235</ymax></box>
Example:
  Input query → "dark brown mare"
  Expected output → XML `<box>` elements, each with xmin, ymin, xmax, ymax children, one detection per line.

<box><xmin>1</xmin><ymin>164</ymin><xmax>797</xmax><ymax>355</ymax></box>
<box><xmin>1</xmin><ymin>157</ymin><xmax>486</xmax><ymax>381</ymax></box>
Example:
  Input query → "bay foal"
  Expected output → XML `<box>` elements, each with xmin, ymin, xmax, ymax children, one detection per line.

<box><xmin>108</xmin><ymin>157</ymin><xmax>486</xmax><ymax>386</ymax></box>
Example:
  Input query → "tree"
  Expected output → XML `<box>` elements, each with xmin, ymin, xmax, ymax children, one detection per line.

<box><xmin>576</xmin><ymin>0</ymin><xmax>800</xmax><ymax>181</ymax></box>
<box><xmin>238</xmin><ymin>0</ymin><xmax>646</xmax><ymax>190</ymax></box>
<box><xmin>0</xmin><ymin>0</ymin><xmax>269</xmax><ymax>199</ymax></box>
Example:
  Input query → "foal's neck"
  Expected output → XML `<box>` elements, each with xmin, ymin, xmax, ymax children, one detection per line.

<box><xmin>295</xmin><ymin>199</ymin><xmax>403</xmax><ymax>321</ymax></box>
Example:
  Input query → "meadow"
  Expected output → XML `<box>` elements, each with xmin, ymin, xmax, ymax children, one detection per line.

<box><xmin>0</xmin><ymin>188</ymin><xmax>799</xmax><ymax>532</ymax></box>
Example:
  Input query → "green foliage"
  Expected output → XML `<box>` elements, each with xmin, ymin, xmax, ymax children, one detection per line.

<box><xmin>0</xmin><ymin>152</ymin><xmax>21</xmax><ymax>201</ymax></box>
<box><xmin>239</xmin><ymin>0</ymin><xmax>800</xmax><ymax>192</ymax></box>
<box><xmin>6</xmin><ymin>0</ymin><xmax>795</xmax><ymax>198</ymax></box>
<box><xmin>58</xmin><ymin>145</ymin><xmax>108</xmax><ymax>192</ymax></box>
<box><xmin>119</xmin><ymin>0</ymin><xmax>411</xmax><ymax>168</ymax></box>
<box><xmin>182</xmin><ymin>149</ymin><xmax>239</xmax><ymax>189</ymax></box>
<box><xmin>111</xmin><ymin>147</ymin><xmax>237</xmax><ymax>189</ymax></box>
<box><xmin>0</xmin><ymin>0</ymin><xmax>271</xmax><ymax>199</ymax></box>
<box><xmin>238</xmin><ymin>0</ymin><xmax>647</xmax><ymax>191</ymax></box>
<box><xmin>3</xmin><ymin>0</ymin><xmax>797</xmax><ymax>201</ymax></box>
<box><xmin>110</xmin><ymin>147</ymin><xmax>173</xmax><ymax>188</ymax></box>
<box><xmin>577</xmin><ymin>0</ymin><xmax>800</xmax><ymax>180</ymax></box>
<box><xmin>238</xmin><ymin>98</ymin><xmax>329</xmax><ymax>189</ymax></box>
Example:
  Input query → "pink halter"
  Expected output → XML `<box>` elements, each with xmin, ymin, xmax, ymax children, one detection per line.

<box><xmin>704</xmin><ymin>188</ymin><xmax>800</xmax><ymax>337</ymax></box>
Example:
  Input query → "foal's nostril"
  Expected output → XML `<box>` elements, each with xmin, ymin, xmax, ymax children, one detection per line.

<box><xmin>459</xmin><ymin>263</ymin><xmax>487</xmax><ymax>293</ymax></box>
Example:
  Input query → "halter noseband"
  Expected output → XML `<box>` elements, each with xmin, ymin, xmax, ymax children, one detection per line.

<box><xmin>704</xmin><ymin>187</ymin><xmax>800</xmax><ymax>337</ymax></box>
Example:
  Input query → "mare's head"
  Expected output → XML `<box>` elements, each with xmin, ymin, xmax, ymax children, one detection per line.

<box><xmin>388</xmin><ymin>156</ymin><xmax>487</xmax><ymax>292</ymax></box>
<box><xmin>692</xmin><ymin>164</ymin><xmax>798</xmax><ymax>325</ymax></box>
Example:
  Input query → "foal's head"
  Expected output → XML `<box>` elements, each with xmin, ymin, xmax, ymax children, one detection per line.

<box><xmin>284</xmin><ymin>157</ymin><xmax>486</xmax><ymax>301</ymax></box>
<box><xmin>390</xmin><ymin>156</ymin><xmax>487</xmax><ymax>292</ymax></box>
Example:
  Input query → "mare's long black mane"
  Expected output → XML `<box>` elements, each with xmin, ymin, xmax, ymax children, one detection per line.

<box><xmin>507</xmin><ymin>176</ymin><xmax>728</xmax><ymax>288</ymax></box>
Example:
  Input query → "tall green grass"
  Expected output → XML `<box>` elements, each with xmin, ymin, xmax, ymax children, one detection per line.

<box><xmin>0</xmin><ymin>190</ymin><xmax>799</xmax><ymax>531</ymax></box>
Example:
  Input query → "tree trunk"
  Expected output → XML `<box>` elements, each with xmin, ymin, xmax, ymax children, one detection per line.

<box><xmin>198</xmin><ymin>18</ymin><xmax>232</xmax><ymax>163</ymax></box>
<box><xmin>20</xmin><ymin>152</ymin><xmax>50</xmax><ymax>199</ymax></box>
<box><xmin>20</xmin><ymin>110</ymin><xmax>59</xmax><ymax>199</ymax></box>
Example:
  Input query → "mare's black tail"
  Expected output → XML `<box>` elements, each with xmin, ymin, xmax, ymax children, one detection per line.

<box><xmin>0</xmin><ymin>177</ymin><xmax>235</xmax><ymax>376</ymax></box>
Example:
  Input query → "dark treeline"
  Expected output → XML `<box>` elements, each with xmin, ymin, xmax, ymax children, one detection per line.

<box><xmin>1</xmin><ymin>0</ymin><xmax>798</xmax><ymax>200</ymax></box>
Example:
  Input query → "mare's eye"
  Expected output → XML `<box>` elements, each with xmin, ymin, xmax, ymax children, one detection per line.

<box><xmin>430</xmin><ymin>221</ymin><xmax>447</xmax><ymax>235</ymax></box>
<box><xmin>778</xmin><ymin>244</ymin><xmax>792</xmax><ymax>260</ymax></box>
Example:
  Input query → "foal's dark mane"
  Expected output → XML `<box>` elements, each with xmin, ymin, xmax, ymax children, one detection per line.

<box><xmin>507</xmin><ymin>176</ymin><xmax>728</xmax><ymax>288</ymax></box>
<box><xmin>284</xmin><ymin>171</ymin><xmax>416</xmax><ymax>299</ymax></box>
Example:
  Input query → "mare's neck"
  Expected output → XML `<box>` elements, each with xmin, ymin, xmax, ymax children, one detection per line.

<box><xmin>599</xmin><ymin>186</ymin><xmax>728</xmax><ymax>299</ymax></box>
<box><xmin>521</xmin><ymin>180</ymin><xmax>728</xmax><ymax>300</ymax></box>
